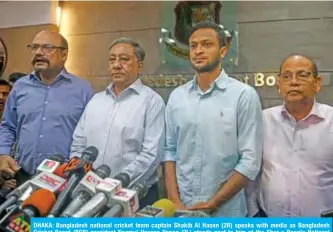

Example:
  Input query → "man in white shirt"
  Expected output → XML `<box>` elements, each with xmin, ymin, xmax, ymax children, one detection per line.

<box><xmin>70</xmin><ymin>37</ymin><xmax>165</xmax><ymax>208</ymax></box>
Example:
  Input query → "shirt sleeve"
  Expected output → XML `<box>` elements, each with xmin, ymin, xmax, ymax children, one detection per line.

<box><xmin>0</xmin><ymin>87</ymin><xmax>17</xmax><ymax>154</ymax></box>
<box><xmin>162</xmin><ymin>93</ymin><xmax>177</xmax><ymax>162</ymax></box>
<box><xmin>234</xmin><ymin>87</ymin><xmax>263</xmax><ymax>181</ymax></box>
<box><xmin>83</xmin><ymin>82</ymin><xmax>94</xmax><ymax>106</ymax></box>
<box><xmin>122</xmin><ymin>95</ymin><xmax>166</xmax><ymax>187</ymax></box>
<box><xmin>70</xmin><ymin>103</ymin><xmax>88</xmax><ymax>159</ymax></box>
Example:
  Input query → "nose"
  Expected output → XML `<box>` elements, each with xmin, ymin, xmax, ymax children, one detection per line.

<box><xmin>193</xmin><ymin>45</ymin><xmax>203</xmax><ymax>56</ymax></box>
<box><xmin>35</xmin><ymin>45</ymin><xmax>44</xmax><ymax>55</ymax></box>
<box><xmin>111</xmin><ymin>60</ymin><xmax>122</xmax><ymax>70</ymax></box>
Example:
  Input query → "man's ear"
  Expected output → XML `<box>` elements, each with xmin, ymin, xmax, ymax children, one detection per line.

<box><xmin>138</xmin><ymin>61</ymin><xmax>144</xmax><ymax>73</ymax></box>
<box><xmin>220</xmin><ymin>46</ymin><xmax>228</xmax><ymax>58</ymax></box>
<box><xmin>61</xmin><ymin>49</ymin><xmax>68</xmax><ymax>62</ymax></box>
<box><xmin>314</xmin><ymin>75</ymin><xmax>322</xmax><ymax>93</ymax></box>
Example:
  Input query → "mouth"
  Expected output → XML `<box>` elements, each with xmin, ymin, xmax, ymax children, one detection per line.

<box><xmin>194</xmin><ymin>58</ymin><xmax>206</xmax><ymax>62</ymax></box>
<box><xmin>288</xmin><ymin>90</ymin><xmax>302</xmax><ymax>95</ymax></box>
<box><xmin>33</xmin><ymin>58</ymin><xmax>49</xmax><ymax>65</ymax></box>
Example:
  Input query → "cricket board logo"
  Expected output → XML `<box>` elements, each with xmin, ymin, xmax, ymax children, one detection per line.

<box><xmin>160</xmin><ymin>1</ymin><xmax>233</xmax><ymax>59</ymax></box>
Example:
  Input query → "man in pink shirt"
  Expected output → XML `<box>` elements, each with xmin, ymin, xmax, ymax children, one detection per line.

<box><xmin>248</xmin><ymin>54</ymin><xmax>333</xmax><ymax>217</ymax></box>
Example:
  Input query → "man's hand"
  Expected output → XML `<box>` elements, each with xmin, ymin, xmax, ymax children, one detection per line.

<box><xmin>2</xmin><ymin>179</ymin><xmax>16</xmax><ymax>189</ymax></box>
<box><xmin>0</xmin><ymin>155</ymin><xmax>19</xmax><ymax>178</ymax></box>
<box><xmin>187</xmin><ymin>201</ymin><xmax>217</xmax><ymax>214</ymax></box>
<box><xmin>174</xmin><ymin>201</ymin><xmax>186</xmax><ymax>210</ymax></box>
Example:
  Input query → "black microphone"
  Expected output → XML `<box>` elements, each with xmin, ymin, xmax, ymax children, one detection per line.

<box><xmin>60</xmin><ymin>164</ymin><xmax>111</xmax><ymax>217</ymax></box>
<box><xmin>47</xmin><ymin>146</ymin><xmax>99</xmax><ymax>217</ymax></box>
<box><xmin>114</xmin><ymin>173</ymin><xmax>130</xmax><ymax>188</ymax></box>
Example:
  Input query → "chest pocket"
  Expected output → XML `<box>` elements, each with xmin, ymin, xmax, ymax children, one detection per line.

<box><xmin>204</xmin><ymin>107</ymin><xmax>235</xmax><ymax>134</ymax></box>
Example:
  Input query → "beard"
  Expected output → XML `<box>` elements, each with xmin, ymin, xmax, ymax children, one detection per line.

<box><xmin>191</xmin><ymin>56</ymin><xmax>221</xmax><ymax>73</ymax></box>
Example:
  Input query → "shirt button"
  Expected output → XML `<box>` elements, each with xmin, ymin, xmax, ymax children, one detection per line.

<box><xmin>48</xmin><ymin>86</ymin><xmax>51</xmax><ymax>89</ymax></box>
<box><xmin>42</xmin><ymin>117</ymin><xmax>46</xmax><ymax>121</ymax></box>
<box><xmin>45</xmin><ymin>101</ymin><xmax>48</xmax><ymax>104</ymax></box>
<box><xmin>40</xmin><ymin>135</ymin><xmax>43</xmax><ymax>138</ymax></box>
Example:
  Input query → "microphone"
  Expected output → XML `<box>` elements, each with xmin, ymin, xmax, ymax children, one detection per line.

<box><xmin>60</xmin><ymin>164</ymin><xmax>111</xmax><ymax>217</ymax></box>
<box><xmin>1</xmin><ymin>189</ymin><xmax>56</xmax><ymax>232</ymax></box>
<box><xmin>0</xmin><ymin>161</ymin><xmax>66</xmax><ymax>216</ymax></box>
<box><xmin>0</xmin><ymin>154</ymin><xmax>65</xmax><ymax>204</ymax></box>
<box><xmin>113</xmin><ymin>173</ymin><xmax>130</xmax><ymax>188</ymax></box>
<box><xmin>72</xmin><ymin>177</ymin><xmax>123</xmax><ymax>217</ymax></box>
<box><xmin>47</xmin><ymin>146</ymin><xmax>99</xmax><ymax>217</ymax></box>
<box><xmin>101</xmin><ymin>182</ymin><xmax>148</xmax><ymax>218</ymax></box>
<box><xmin>321</xmin><ymin>209</ymin><xmax>333</xmax><ymax>217</ymax></box>
<box><xmin>135</xmin><ymin>198</ymin><xmax>175</xmax><ymax>218</ymax></box>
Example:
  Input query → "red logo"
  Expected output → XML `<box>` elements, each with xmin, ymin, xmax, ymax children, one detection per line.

<box><xmin>86</xmin><ymin>175</ymin><xmax>99</xmax><ymax>184</ymax></box>
<box><xmin>40</xmin><ymin>174</ymin><xmax>60</xmax><ymax>187</ymax></box>
<box><xmin>43</xmin><ymin>160</ymin><xmax>56</xmax><ymax>168</ymax></box>
<box><xmin>116</xmin><ymin>191</ymin><xmax>128</xmax><ymax>198</ymax></box>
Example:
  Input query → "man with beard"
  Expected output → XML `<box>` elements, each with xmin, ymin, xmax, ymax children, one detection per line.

<box><xmin>0</xmin><ymin>30</ymin><xmax>93</xmax><ymax>183</ymax></box>
<box><xmin>162</xmin><ymin>22</ymin><xmax>263</xmax><ymax>217</ymax></box>
<box><xmin>0</xmin><ymin>79</ymin><xmax>11</xmax><ymax>120</ymax></box>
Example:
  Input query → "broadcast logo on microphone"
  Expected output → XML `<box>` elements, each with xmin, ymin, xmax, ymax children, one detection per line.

<box><xmin>32</xmin><ymin>173</ymin><xmax>67</xmax><ymax>193</ymax></box>
<box><xmin>6</xmin><ymin>212</ymin><xmax>29</xmax><ymax>232</ymax></box>
<box><xmin>36</xmin><ymin>160</ymin><xmax>60</xmax><ymax>174</ymax></box>
<box><xmin>63</xmin><ymin>157</ymin><xmax>92</xmax><ymax>174</ymax></box>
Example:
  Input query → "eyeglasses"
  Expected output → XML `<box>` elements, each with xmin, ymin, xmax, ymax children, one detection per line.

<box><xmin>279</xmin><ymin>71</ymin><xmax>314</xmax><ymax>82</ymax></box>
<box><xmin>27</xmin><ymin>44</ymin><xmax>67</xmax><ymax>54</ymax></box>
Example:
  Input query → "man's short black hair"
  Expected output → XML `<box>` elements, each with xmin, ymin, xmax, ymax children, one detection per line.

<box><xmin>189</xmin><ymin>21</ymin><xmax>226</xmax><ymax>48</ymax></box>
<box><xmin>0</xmin><ymin>79</ymin><xmax>12</xmax><ymax>90</ymax></box>
<box><xmin>8</xmin><ymin>72</ymin><xmax>26</xmax><ymax>84</ymax></box>
<box><xmin>279</xmin><ymin>54</ymin><xmax>318</xmax><ymax>77</ymax></box>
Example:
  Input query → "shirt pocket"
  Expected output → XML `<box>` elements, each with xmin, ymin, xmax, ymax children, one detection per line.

<box><xmin>206</xmin><ymin>107</ymin><xmax>235</xmax><ymax>134</ymax></box>
<box><xmin>121</xmin><ymin>124</ymin><xmax>144</xmax><ymax>153</ymax></box>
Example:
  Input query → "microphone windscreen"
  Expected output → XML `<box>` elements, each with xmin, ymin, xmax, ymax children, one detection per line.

<box><xmin>114</xmin><ymin>173</ymin><xmax>130</xmax><ymax>188</ymax></box>
<box><xmin>53</xmin><ymin>163</ymin><xmax>68</xmax><ymax>178</ymax></box>
<box><xmin>82</xmin><ymin>146</ymin><xmax>99</xmax><ymax>162</ymax></box>
<box><xmin>152</xmin><ymin>198</ymin><xmax>175</xmax><ymax>217</ymax></box>
<box><xmin>21</xmin><ymin>189</ymin><xmax>56</xmax><ymax>216</ymax></box>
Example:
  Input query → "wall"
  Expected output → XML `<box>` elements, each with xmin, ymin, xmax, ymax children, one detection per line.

<box><xmin>0</xmin><ymin>0</ymin><xmax>59</xmax><ymax>78</ymax></box>
<box><xmin>57</xmin><ymin>1</ymin><xmax>333</xmax><ymax>107</ymax></box>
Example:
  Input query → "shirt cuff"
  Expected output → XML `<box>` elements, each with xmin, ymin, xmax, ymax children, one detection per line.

<box><xmin>161</xmin><ymin>151</ymin><xmax>176</xmax><ymax>162</ymax></box>
<box><xmin>234</xmin><ymin>163</ymin><xmax>259</xmax><ymax>181</ymax></box>
<box><xmin>0</xmin><ymin>147</ymin><xmax>13</xmax><ymax>155</ymax></box>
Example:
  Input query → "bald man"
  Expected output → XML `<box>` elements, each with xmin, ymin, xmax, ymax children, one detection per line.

<box><xmin>0</xmin><ymin>30</ymin><xmax>93</xmax><ymax>182</ymax></box>
<box><xmin>247</xmin><ymin>54</ymin><xmax>333</xmax><ymax>217</ymax></box>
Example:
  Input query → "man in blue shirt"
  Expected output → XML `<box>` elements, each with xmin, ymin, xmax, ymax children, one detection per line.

<box><xmin>162</xmin><ymin>22</ymin><xmax>263</xmax><ymax>217</ymax></box>
<box><xmin>0</xmin><ymin>30</ymin><xmax>93</xmax><ymax>180</ymax></box>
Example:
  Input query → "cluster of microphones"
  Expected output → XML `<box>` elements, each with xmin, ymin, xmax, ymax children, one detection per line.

<box><xmin>0</xmin><ymin>146</ymin><xmax>210</xmax><ymax>232</ymax></box>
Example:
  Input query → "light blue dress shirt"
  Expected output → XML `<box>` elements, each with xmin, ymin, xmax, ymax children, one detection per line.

<box><xmin>163</xmin><ymin>69</ymin><xmax>263</xmax><ymax>217</ymax></box>
<box><xmin>0</xmin><ymin>70</ymin><xmax>94</xmax><ymax>174</ymax></box>
<box><xmin>70</xmin><ymin>79</ymin><xmax>165</xmax><ymax>188</ymax></box>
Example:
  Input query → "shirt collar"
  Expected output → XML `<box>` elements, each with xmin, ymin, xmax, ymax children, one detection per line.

<box><xmin>106</xmin><ymin>78</ymin><xmax>143</xmax><ymax>95</ymax></box>
<box><xmin>29</xmin><ymin>68</ymin><xmax>72</xmax><ymax>81</ymax></box>
<box><xmin>188</xmin><ymin>68</ymin><xmax>229</xmax><ymax>92</ymax></box>
<box><xmin>281</xmin><ymin>99</ymin><xmax>325</xmax><ymax>122</ymax></box>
